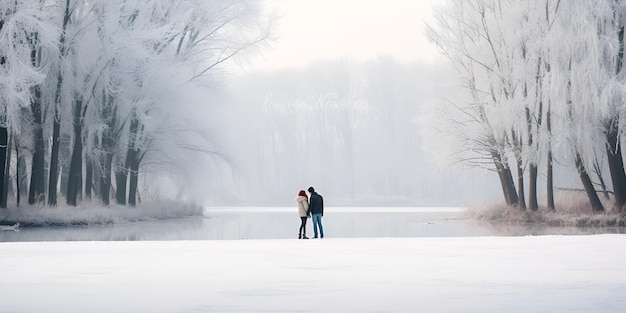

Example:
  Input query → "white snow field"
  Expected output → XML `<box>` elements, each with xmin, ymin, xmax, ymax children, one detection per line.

<box><xmin>1</xmin><ymin>235</ymin><xmax>625</xmax><ymax>313</ymax></box>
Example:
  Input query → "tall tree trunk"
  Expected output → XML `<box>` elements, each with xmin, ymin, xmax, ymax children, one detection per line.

<box><xmin>85</xmin><ymin>156</ymin><xmax>93</xmax><ymax>200</ymax></box>
<box><xmin>67</xmin><ymin>98</ymin><xmax>83</xmax><ymax>206</ymax></box>
<box><xmin>606</xmin><ymin>21</ymin><xmax>625</xmax><ymax>201</ymax></box>
<box><xmin>60</xmin><ymin>163</ymin><xmax>68</xmax><ymax>197</ymax></box>
<box><xmin>492</xmin><ymin>149</ymin><xmax>518</xmax><ymax>206</ymax></box>
<box><xmin>2</xmin><ymin>132</ymin><xmax>11</xmax><ymax>207</ymax></box>
<box><xmin>49</xmin><ymin>0</ymin><xmax>71</xmax><ymax>206</ymax></box>
<box><xmin>100</xmin><ymin>152</ymin><xmax>113</xmax><ymax>205</ymax></box>
<box><xmin>115</xmin><ymin>164</ymin><xmax>127</xmax><ymax>205</ymax></box>
<box><xmin>528</xmin><ymin>164</ymin><xmax>538</xmax><ymax>211</ymax></box>
<box><xmin>128</xmin><ymin>150</ymin><xmax>139</xmax><ymax>206</ymax></box>
<box><xmin>575</xmin><ymin>152</ymin><xmax>604</xmax><ymax>212</ymax></box>
<box><xmin>16</xmin><ymin>151</ymin><xmax>21</xmax><ymax>207</ymax></box>
<box><xmin>0</xmin><ymin>126</ymin><xmax>7</xmax><ymax>208</ymax></box>
<box><xmin>128</xmin><ymin>119</ymin><xmax>143</xmax><ymax>206</ymax></box>
<box><xmin>28</xmin><ymin>33</ymin><xmax>46</xmax><ymax>205</ymax></box>
<box><xmin>608</xmin><ymin>21</ymin><xmax>626</xmax><ymax>212</ymax></box>
<box><xmin>520</xmin><ymin>103</ymin><xmax>542</xmax><ymax>211</ymax></box>
<box><xmin>16</xmin><ymin>141</ymin><xmax>27</xmax><ymax>207</ymax></box>
<box><xmin>606</xmin><ymin>117</ymin><xmax>626</xmax><ymax>210</ymax></box>
<box><xmin>546</xmin><ymin>108</ymin><xmax>555</xmax><ymax>211</ymax></box>
<box><xmin>511</xmin><ymin>129</ymin><xmax>526</xmax><ymax>210</ymax></box>
<box><xmin>48</xmin><ymin>115</ymin><xmax>60</xmax><ymax>206</ymax></box>
<box><xmin>99</xmin><ymin>93</ymin><xmax>117</xmax><ymax>206</ymax></box>
<box><xmin>115</xmin><ymin>137</ymin><xmax>132</xmax><ymax>205</ymax></box>
<box><xmin>29</xmin><ymin>85</ymin><xmax>46</xmax><ymax>205</ymax></box>
<box><xmin>593</xmin><ymin>154</ymin><xmax>611</xmax><ymax>199</ymax></box>
<box><xmin>0</xmin><ymin>11</ymin><xmax>6</xmax><ymax>207</ymax></box>
<box><xmin>117</xmin><ymin>113</ymin><xmax>142</xmax><ymax>205</ymax></box>
<box><xmin>86</xmin><ymin>135</ymin><xmax>101</xmax><ymax>200</ymax></box>
<box><xmin>516</xmin><ymin>156</ymin><xmax>526</xmax><ymax>210</ymax></box>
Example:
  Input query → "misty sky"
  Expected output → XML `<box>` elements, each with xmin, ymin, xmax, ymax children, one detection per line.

<box><xmin>203</xmin><ymin>0</ymin><xmax>507</xmax><ymax>207</ymax></box>
<box><xmin>244</xmin><ymin>0</ymin><xmax>444</xmax><ymax>72</ymax></box>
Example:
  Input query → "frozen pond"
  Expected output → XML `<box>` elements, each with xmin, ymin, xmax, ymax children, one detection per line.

<box><xmin>1</xmin><ymin>206</ymin><xmax>625</xmax><ymax>242</ymax></box>
<box><xmin>2</xmin><ymin>235</ymin><xmax>626</xmax><ymax>313</ymax></box>
<box><xmin>2</xmin><ymin>207</ymin><xmax>626</xmax><ymax>312</ymax></box>
<box><xmin>0</xmin><ymin>207</ymin><xmax>475</xmax><ymax>242</ymax></box>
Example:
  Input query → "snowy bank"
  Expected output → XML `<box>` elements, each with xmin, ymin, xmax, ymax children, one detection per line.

<box><xmin>1</xmin><ymin>235</ymin><xmax>625</xmax><ymax>313</ymax></box>
<box><xmin>0</xmin><ymin>201</ymin><xmax>203</xmax><ymax>226</ymax></box>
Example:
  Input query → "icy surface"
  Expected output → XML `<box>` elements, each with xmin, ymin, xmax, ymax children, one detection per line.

<box><xmin>1</xmin><ymin>235</ymin><xmax>625</xmax><ymax>312</ymax></box>
<box><xmin>0</xmin><ymin>207</ymin><xmax>483</xmax><ymax>242</ymax></box>
<box><xmin>2</xmin><ymin>207</ymin><xmax>624</xmax><ymax>242</ymax></box>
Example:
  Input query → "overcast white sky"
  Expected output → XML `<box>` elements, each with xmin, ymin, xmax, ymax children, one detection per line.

<box><xmin>214</xmin><ymin>0</ymin><xmax>498</xmax><ymax>206</ymax></box>
<box><xmin>246</xmin><ymin>0</ymin><xmax>444</xmax><ymax>72</ymax></box>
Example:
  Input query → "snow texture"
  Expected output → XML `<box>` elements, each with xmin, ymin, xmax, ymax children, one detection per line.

<box><xmin>1</xmin><ymin>235</ymin><xmax>625</xmax><ymax>313</ymax></box>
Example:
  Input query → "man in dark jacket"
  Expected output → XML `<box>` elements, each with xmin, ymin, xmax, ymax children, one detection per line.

<box><xmin>307</xmin><ymin>186</ymin><xmax>324</xmax><ymax>238</ymax></box>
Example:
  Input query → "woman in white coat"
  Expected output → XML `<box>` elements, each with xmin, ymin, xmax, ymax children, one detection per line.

<box><xmin>295</xmin><ymin>190</ymin><xmax>310</xmax><ymax>239</ymax></box>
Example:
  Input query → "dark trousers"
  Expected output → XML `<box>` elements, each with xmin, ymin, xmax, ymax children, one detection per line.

<box><xmin>299</xmin><ymin>217</ymin><xmax>307</xmax><ymax>236</ymax></box>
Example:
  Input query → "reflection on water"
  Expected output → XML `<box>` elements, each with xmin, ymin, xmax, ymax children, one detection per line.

<box><xmin>472</xmin><ymin>220</ymin><xmax>626</xmax><ymax>236</ymax></box>
<box><xmin>0</xmin><ymin>218</ymin><xmax>208</xmax><ymax>242</ymax></box>
<box><xmin>204</xmin><ymin>207</ymin><xmax>486</xmax><ymax>240</ymax></box>
<box><xmin>0</xmin><ymin>207</ymin><xmax>624</xmax><ymax>242</ymax></box>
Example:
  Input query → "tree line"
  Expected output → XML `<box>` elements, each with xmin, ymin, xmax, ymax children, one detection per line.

<box><xmin>427</xmin><ymin>0</ymin><xmax>626</xmax><ymax>213</ymax></box>
<box><xmin>0</xmin><ymin>0</ymin><xmax>269</xmax><ymax>208</ymax></box>
<box><xmin>220</xmin><ymin>59</ymin><xmax>476</xmax><ymax>206</ymax></box>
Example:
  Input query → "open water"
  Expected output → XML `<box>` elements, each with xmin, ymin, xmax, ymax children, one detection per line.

<box><xmin>0</xmin><ymin>207</ymin><xmax>624</xmax><ymax>242</ymax></box>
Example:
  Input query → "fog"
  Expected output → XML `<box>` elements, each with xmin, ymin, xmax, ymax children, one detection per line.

<box><xmin>138</xmin><ymin>0</ymin><xmax>593</xmax><ymax>208</ymax></box>
<box><xmin>178</xmin><ymin>57</ymin><xmax>502</xmax><ymax>206</ymax></box>
<box><xmin>169</xmin><ymin>0</ymin><xmax>503</xmax><ymax>207</ymax></box>
<box><xmin>0</xmin><ymin>0</ymin><xmax>510</xmax><ymax>208</ymax></box>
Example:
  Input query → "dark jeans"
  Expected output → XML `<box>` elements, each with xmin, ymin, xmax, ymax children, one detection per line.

<box><xmin>299</xmin><ymin>217</ymin><xmax>307</xmax><ymax>236</ymax></box>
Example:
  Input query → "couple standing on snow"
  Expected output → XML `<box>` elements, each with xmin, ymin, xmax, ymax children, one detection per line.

<box><xmin>295</xmin><ymin>187</ymin><xmax>324</xmax><ymax>239</ymax></box>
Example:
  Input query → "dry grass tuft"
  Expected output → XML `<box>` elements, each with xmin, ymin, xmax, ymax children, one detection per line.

<box><xmin>465</xmin><ymin>190</ymin><xmax>626</xmax><ymax>228</ymax></box>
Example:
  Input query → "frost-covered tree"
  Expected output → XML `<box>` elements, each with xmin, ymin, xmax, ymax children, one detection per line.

<box><xmin>0</xmin><ymin>0</ymin><xmax>271</xmax><ymax>208</ymax></box>
<box><xmin>0</xmin><ymin>1</ymin><xmax>60</xmax><ymax>205</ymax></box>
<box><xmin>427</xmin><ymin>0</ymin><xmax>522</xmax><ymax>207</ymax></box>
<box><xmin>107</xmin><ymin>0</ymin><xmax>271</xmax><ymax>206</ymax></box>
<box><xmin>427</xmin><ymin>0</ymin><xmax>626</xmax><ymax>212</ymax></box>
<box><xmin>47</xmin><ymin>0</ymin><xmax>72</xmax><ymax>206</ymax></box>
